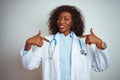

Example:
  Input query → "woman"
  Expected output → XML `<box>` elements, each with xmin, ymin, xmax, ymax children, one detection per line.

<box><xmin>21</xmin><ymin>5</ymin><xmax>109</xmax><ymax>80</ymax></box>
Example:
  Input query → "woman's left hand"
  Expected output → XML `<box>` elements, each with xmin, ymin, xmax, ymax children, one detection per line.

<box><xmin>79</xmin><ymin>28</ymin><xmax>105</xmax><ymax>50</ymax></box>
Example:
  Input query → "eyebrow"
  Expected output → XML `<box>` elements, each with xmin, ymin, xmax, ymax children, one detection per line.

<box><xmin>58</xmin><ymin>16</ymin><xmax>71</xmax><ymax>18</ymax></box>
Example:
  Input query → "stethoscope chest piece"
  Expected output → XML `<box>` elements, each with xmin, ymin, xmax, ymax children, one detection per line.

<box><xmin>79</xmin><ymin>39</ymin><xmax>87</xmax><ymax>56</ymax></box>
<box><xmin>80</xmin><ymin>49</ymin><xmax>87</xmax><ymax>55</ymax></box>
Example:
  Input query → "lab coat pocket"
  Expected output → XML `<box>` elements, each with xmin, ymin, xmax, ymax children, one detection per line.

<box><xmin>74</xmin><ymin>50</ymin><xmax>88</xmax><ymax>69</ymax></box>
<box><xmin>74</xmin><ymin>55</ymin><xmax>89</xmax><ymax>80</ymax></box>
<box><xmin>44</xmin><ymin>57</ymin><xmax>57</xmax><ymax>80</ymax></box>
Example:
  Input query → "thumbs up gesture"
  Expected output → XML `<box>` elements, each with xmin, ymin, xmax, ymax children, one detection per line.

<box><xmin>79</xmin><ymin>28</ymin><xmax>105</xmax><ymax>50</ymax></box>
<box><xmin>25</xmin><ymin>31</ymin><xmax>49</xmax><ymax>51</ymax></box>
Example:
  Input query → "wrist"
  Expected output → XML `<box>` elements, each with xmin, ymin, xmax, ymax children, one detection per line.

<box><xmin>24</xmin><ymin>40</ymin><xmax>31</xmax><ymax>51</ymax></box>
<box><xmin>96</xmin><ymin>40</ymin><xmax>107</xmax><ymax>50</ymax></box>
<box><xmin>96</xmin><ymin>40</ymin><xmax>103</xmax><ymax>50</ymax></box>
<box><xmin>101</xmin><ymin>42</ymin><xmax>107</xmax><ymax>50</ymax></box>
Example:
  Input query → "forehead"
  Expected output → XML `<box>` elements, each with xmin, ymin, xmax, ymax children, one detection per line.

<box><xmin>58</xmin><ymin>11</ymin><xmax>72</xmax><ymax>17</ymax></box>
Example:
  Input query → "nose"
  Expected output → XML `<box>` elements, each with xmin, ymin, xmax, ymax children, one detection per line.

<box><xmin>59</xmin><ymin>19</ymin><xmax>64</xmax><ymax>24</ymax></box>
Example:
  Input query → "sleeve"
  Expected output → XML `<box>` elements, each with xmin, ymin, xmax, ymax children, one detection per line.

<box><xmin>89</xmin><ymin>44</ymin><xmax>110</xmax><ymax>72</ymax></box>
<box><xmin>20</xmin><ymin>46</ymin><xmax>43</xmax><ymax>70</ymax></box>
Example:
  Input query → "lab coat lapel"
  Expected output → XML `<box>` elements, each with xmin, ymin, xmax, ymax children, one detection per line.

<box><xmin>52</xmin><ymin>32</ymin><xmax>59</xmax><ymax>59</ymax></box>
<box><xmin>52</xmin><ymin>32</ymin><xmax>60</xmax><ymax>80</ymax></box>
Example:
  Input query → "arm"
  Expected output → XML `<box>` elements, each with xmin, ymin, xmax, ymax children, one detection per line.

<box><xmin>20</xmin><ymin>31</ymin><xmax>49</xmax><ymax>70</ymax></box>
<box><xmin>20</xmin><ymin>47</ymin><xmax>43</xmax><ymax>70</ymax></box>
<box><xmin>87</xmin><ymin>28</ymin><xmax>109</xmax><ymax>71</ymax></box>
<box><xmin>80</xmin><ymin>28</ymin><xmax>109</xmax><ymax>71</ymax></box>
<box><xmin>90</xmin><ymin>45</ymin><xmax>109</xmax><ymax>72</ymax></box>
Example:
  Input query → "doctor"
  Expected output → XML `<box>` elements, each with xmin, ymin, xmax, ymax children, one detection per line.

<box><xmin>21</xmin><ymin>5</ymin><xmax>109</xmax><ymax>80</ymax></box>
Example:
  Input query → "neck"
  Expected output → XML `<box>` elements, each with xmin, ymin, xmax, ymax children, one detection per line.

<box><xmin>62</xmin><ymin>32</ymin><xmax>71</xmax><ymax>36</ymax></box>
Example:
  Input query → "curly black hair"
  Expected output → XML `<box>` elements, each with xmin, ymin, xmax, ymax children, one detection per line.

<box><xmin>48</xmin><ymin>5</ymin><xmax>85</xmax><ymax>36</ymax></box>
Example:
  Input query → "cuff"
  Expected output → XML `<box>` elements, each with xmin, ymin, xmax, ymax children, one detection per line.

<box><xmin>20</xmin><ymin>48</ymin><xmax>32</xmax><ymax>56</ymax></box>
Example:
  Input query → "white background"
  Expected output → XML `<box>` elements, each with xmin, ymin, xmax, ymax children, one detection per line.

<box><xmin>0</xmin><ymin>0</ymin><xmax>120</xmax><ymax>80</ymax></box>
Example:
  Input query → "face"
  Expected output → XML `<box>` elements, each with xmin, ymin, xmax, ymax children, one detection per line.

<box><xmin>57</xmin><ymin>11</ymin><xmax>72</xmax><ymax>36</ymax></box>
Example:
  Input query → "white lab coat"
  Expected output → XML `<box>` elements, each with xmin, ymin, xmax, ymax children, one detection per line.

<box><xmin>21</xmin><ymin>32</ymin><xmax>109</xmax><ymax>80</ymax></box>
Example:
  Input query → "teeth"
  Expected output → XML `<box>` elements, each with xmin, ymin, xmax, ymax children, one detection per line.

<box><xmin>60</xmin><ymin>25</ymin><xmax>64</xmax><ymax>28</ymax></box>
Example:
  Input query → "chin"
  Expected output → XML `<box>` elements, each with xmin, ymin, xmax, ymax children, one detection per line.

<box><xmin>59</xmin><ymin>30</ymin><xmax>65</xmax><ymax>33</ymax></box>
<box><xmin>59</xmin><ymin>29</ymin><xmax>64</xmax><ymax>32</ymax></box>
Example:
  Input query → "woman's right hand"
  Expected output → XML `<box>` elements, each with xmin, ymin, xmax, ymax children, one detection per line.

<box><xmin>24</xmin><ymin>31</ymin><xmax>49</xmax><ymax>51</ymax></box>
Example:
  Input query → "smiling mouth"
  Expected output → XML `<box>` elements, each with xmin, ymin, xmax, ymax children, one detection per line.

<box><xmin>59</xmin><ymin>25</ymin><xmax>65</xmax><ymax>28</ymax></box>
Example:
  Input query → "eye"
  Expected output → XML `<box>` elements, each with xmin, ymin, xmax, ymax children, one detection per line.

<box><xmin>64</xmin><ymin>17</ymin><xmax>70</xmax><ymax>21</ymax></box>
<box><xmin>57</xmin><ymin>17</ymin><xmax>62</xmax><ymax>21</ymax></box>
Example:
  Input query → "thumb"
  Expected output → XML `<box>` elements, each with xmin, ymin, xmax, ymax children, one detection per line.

<box><xmin>37</xmin><ymin>30</ymin><xmax>41</xmax><ymax>36</ymax></box>
<box><xmin>90</xmin><ymin>28</ymin><xmax>95</xmax><ymax>35</ymax></box>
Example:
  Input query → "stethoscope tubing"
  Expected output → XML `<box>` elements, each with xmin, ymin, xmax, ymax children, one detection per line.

<box><xmin>48</xmin><ymin>34</ymin><xmax>87</xmax><ymax>79</ymax></box>
<box><xmin>49</xmin><ymin>34</ymin><xmax>87</xmax><ymax>59</ymax></box>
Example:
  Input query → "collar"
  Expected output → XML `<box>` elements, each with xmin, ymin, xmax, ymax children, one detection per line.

<box><xmin>56</xmin><ymin>31</ymin><xmax>79</xmax><ymax>40</ymax></box>
<box><xmin>59</xmin><ymin>31</ymin><xmax>73</xmax><ymax>38</ymax></box>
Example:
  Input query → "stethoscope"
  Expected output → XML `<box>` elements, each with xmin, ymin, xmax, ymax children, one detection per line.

<box><xmin>48</xmin><ymin>34</ymin><xmax>87</xmax><ymax>79</ymax></box>
<box><xmin>48</xmin><ymin>35</ymin><xmax>57</xmax><ymax>80</ymax></box>
<box><xmin>48</xmin><ymin>35</ymin><xmax>57</xmax><ymax>59</ymax></box>
<box><xmin>48</xmin><ymin>34</ymin><xmax>87</xmax><ymax>59</ymax></box>
<box><xmin>78</xmin><ymin>39</ymin><xmax>87</xmax><ymax>55</ymax></box>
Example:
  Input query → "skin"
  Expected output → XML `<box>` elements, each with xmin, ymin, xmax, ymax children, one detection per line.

<box><xmin>24</xmin><ymin>31</ymin><xmax>49</xmax><ymax>51</ymax></box>
<box><xmin>80</xmin><ymin>28</ymin><xmax>105</xmax><ymax>50</ymax></box>
<box><xmin>25</xmin><ymin>12</ymin><xmax>105</xmax><ymax>51</ymax></box>
<box><xmin>57</xmin><ymin>12</ymin><xmax>72</xmax><ymax>36</ymax></box>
